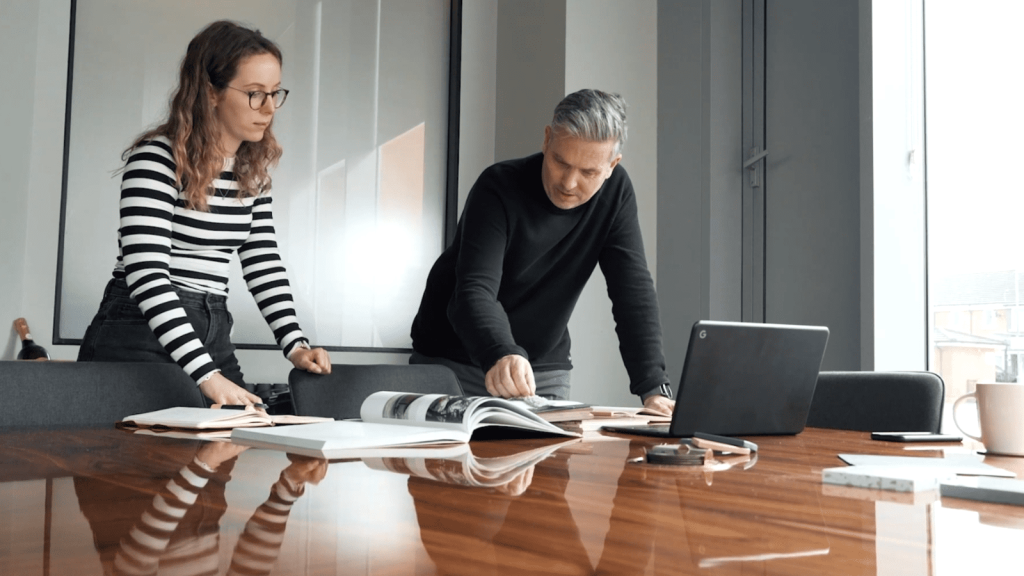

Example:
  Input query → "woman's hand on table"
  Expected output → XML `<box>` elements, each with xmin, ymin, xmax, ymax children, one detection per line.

<box><xmin>291</xmin><ymin>347</ymin><xmax>332</xmax><ymax>374</ymax></box>
<box><xmin>199</xmin><ymin>372</ymin><xmax>264</xmax><ymax>406</ymax></box>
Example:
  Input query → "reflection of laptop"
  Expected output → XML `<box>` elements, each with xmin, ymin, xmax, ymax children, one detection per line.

<box><xmin>603</xmin><ymin>321</ymin><xmax>829</xmax><ymax>437</ymax></box>
<box><xmin>678</xmin><ymin>448</ymin><xmax>831</xmax><ymax>569</ymax></box>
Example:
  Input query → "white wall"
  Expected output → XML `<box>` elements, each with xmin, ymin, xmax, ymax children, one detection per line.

<box><xmin>457</xmin><ymin>0</ymin><xmax>498</xmax><ymax>211</ymax></box>
<box><xmin>1</xmin><ymin>0</ymin><xmax>71</xmax><ymax>361</ymax></box>
<box><xmin>0</xmin><ymin>0</ymin><xmax>39</xmax><ymax>360</ymax></box>
<box><xmin>493</xmin><ymin>0</ymin><xmax>566</xmax><ymax>163</ymax></box>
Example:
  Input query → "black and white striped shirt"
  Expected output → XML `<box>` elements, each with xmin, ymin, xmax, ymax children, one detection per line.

<box><xmin>113</xmin><ymin>136</ymin><xmax>308</xmax><ymax>383</ymax></box>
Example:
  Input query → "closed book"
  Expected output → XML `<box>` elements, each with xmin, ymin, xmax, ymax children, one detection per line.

<box><xmin>940</xmin><ymin>477</ymin><xmax>1024</xmax><ymax>506</ymax></box>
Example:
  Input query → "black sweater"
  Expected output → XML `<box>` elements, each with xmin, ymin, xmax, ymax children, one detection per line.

<box><xmin>411</xmin><ymin>153</ymin><xmax>670</xmax><ymax>397</ymax></box>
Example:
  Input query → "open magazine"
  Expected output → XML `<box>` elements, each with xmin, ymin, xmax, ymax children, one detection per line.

<box><xmin>361</xmin><ymin>391</ymin><xmax>586</xmax><ymax>434</ymax></box>
<box><xmin>231</xmin><ymin>391</ymin><xmax>580</xmax><ymax>458</ymax></box>
<box><xmin>362</xmin><ymin>437</ymin><xmax>581</xmax><ymax>489</ymax></box>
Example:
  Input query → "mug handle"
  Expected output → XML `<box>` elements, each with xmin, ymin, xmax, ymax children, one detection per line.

<box><xmin>952</xmin><ymin>392</ymin><xmax>983</xmax><ymax>442</ymax></box>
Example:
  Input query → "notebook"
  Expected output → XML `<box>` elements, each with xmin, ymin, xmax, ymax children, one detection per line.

<box><xmin>603</xmin><ymin>320</ymin><xmax>829</xmax><ymax>437</ymax></box>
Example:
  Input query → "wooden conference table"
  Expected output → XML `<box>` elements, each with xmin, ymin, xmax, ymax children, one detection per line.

<box><xmin>2</xmin><ymin>425</ymin><xmax>1023</xmax><ymax>575</ymax></box>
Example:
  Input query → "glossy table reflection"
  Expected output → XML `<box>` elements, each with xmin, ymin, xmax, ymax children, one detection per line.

<box><xmin>2</xmin><ymin>426</ymin><xmax>1024</xmax><ymax>575</ymax></box>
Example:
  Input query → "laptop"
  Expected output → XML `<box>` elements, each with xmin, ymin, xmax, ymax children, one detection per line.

<box><xmin>604</xmin><ymin>320</ymin><xmax>829</xmax><ymax>437</ymax></box>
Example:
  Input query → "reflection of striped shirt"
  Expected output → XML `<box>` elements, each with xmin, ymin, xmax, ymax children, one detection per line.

<box><xmin>112</xmin><ymin>459</ymin><xmax>304</xmax><ymax>576</ymax></box>
<box><xmin>227</xmin><ymin>475</ymin><xmax>305</xmax><ymax>576</ymax></box>
<box><xmin>113</xmin><ymin>136</ymin><xmax>307</xmax><ymax>382</ymax></box>
<box><xmin>112</xmin><ymin>459</ymin><xmax>216</xmax><ymax>576</ymax></box>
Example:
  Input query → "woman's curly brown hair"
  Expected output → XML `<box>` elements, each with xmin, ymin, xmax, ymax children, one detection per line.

<box><xmin>125</xmin><ymin>20</ymin><xmax>283</xmax><ymax>210</ymax></box>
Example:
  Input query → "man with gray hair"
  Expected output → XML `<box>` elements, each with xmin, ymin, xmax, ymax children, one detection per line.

<box><xmin>410</xmin><ymin>89</ymin><xmax>674</xmax><ymax>415</ymax></box>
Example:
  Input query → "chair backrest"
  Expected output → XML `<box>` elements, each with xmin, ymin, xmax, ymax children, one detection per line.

<box><xmin>806</xmin><ymin>371</ymin><xmax>945</xmax><ymax>432</ymax></box>
<box><xmin>290</xmin><ymin>364</ymin><xmax>464</xmax><ymax>420</ymax></box>
<box><xmin>0</xmin><ymin>361</ymin><xmax>206</xmax><ymax>427</ymax></box>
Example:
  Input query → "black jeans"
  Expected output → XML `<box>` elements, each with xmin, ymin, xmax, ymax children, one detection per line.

<box><xmin>78</xmin><ymin>278</ymin><xmax>246</xmax><ymax>388</ymax></box>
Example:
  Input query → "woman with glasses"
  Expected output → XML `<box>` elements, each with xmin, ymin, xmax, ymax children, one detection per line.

<box><xmin>78</xmin><ymin>20</ymin><xmax>331</xmax><ymax>407</ymax></box>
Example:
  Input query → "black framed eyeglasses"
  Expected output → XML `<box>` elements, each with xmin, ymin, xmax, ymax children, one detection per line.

<box><xmin>226</xmin><ymin>86</ymin><xmax>290</xmax><ymax>110</ymax></box>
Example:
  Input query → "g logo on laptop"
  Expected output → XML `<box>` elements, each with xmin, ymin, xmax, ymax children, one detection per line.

<box><xmin>699</xmin><ymin>330</ymin><xmax>707</xmax><ymax>339</ymax></box>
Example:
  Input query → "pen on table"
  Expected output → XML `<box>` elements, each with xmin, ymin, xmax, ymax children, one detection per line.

<box><xmin>219</xmin><ymin>403</ymin><xmax>268</xmax><ymax>410</ymax></box>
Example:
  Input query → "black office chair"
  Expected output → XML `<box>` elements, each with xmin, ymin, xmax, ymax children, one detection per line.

<box><xmin>289</xmin><ymin>364</ymin><xmax>463</xmax><ymax>420</ymax></box>
<box><xmin>0</xmin><ymin>361</ymin><xmax>205</xmax><ymax>427</ymax></box>
<box><xmin>806</xmin><ymin>371</ymin><xmax>945</xmax><ymax>432</ymax></box>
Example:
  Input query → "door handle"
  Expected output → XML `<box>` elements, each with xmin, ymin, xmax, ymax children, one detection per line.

<box><xmin>743</xmin><ymin>147</ymin><xmax>769</xmax><ymax>187</ymax></box>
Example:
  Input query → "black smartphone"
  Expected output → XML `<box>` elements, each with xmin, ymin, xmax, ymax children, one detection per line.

<box><xmin>870</xmin><ymin>431</ymin><xmax>963</xmax><ymax>443</ymax></box>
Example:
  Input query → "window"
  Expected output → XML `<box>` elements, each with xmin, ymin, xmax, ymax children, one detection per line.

<box><xmin>926</xmin><ymin>0</ymin><xmax>1024</xmax><ymax>414</ymax></box>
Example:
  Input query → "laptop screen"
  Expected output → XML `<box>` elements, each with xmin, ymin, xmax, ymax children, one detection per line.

<box><xmin>668</xmin><ymin>321</ymin><xmax>829</xmax><ymax>436</ymax></box>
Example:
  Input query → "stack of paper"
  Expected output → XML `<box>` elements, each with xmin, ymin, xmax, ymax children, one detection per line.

<box><xmin>822</xmin><ymin>454</ymin><xmax>1016</xmax><ymax>493</ymax></box>
<box><xmin>837</xmin><ymin>453</ymin><xmax>1016</xmax><ymax>476</ymax></box>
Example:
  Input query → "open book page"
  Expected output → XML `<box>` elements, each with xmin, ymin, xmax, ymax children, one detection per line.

<box><xmin>360</xmin><ymin>392</ymin><xmax>478</xmax><ymax>433</ymax></box>
<box><xmin>362</xmin><ymin>437</ymin><xmax>581</xmax><ymax>488</ymax></box>
<box><xmin>119</xmin><ymin>407</ymin><xmax>274</xmax><ymax>430</ymax></box>
<box><xmin>462</xmin><ymin>400</ymin><xmax>574</xmax><ymax>435</ymax></box>
<box><xmin>360</xmin><ymin>392</ymin><xmax>579</xmax><ymax>437</ymax></box>
<box><xmin>118</xmin><ymin>407</ymin><xmax>332</xmax><ymax>431</ymax></box>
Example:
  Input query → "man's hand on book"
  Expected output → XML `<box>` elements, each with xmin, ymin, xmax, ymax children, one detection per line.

<box><xmin>642</xmin><ymin>394</ymin><xmax>675</xmax><ymax>418</ymax></box>
<box><xmin>291</xmin><ymin>347</ymin><xmax>332</xmax><ymax>375</ymax></box>
<box><xmin>486</xmin><ymin>354</ymin><xmax>536</xmax><ymax>398</ymax></box>
<box><xmin>199</xmin><ymin>373</ymin><xmax>264</xmax><ymax>407</ymax></box>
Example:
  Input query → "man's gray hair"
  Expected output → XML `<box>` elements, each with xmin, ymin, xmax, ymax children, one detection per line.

<box><xmin>550</xmin><ymin>89</ymin><xmax>628</xmax><ymax>156</ymax></box>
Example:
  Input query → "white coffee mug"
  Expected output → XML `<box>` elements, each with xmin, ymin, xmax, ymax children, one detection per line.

<box><xmin>953</xmin><ymin>382</ymin><xmax>1024</xmax><ymax>456</ymax></box>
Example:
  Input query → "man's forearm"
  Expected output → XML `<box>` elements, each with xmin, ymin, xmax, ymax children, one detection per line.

<box><xmin>447</xmin><ymin>292</ymin><xmax>527</xmax><ymax>370</ymax></box>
